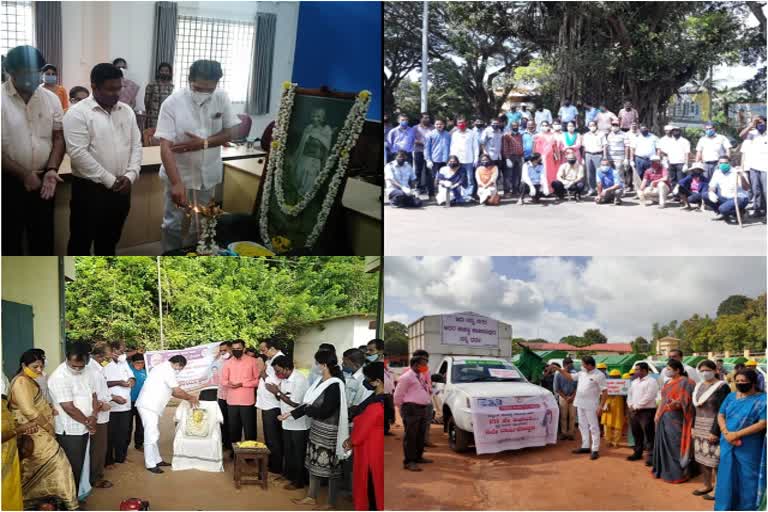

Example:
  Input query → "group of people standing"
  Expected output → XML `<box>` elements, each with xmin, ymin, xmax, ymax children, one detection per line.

<box><xmin>2</xmin><ymin>43</ymin><xmax>241</xmax><ymax>256</ymax></box>
<box><xmin>384</xmin><ymin>101</ymin><xmax>767</xmax><ymax>224</ymax></box>
<box><xmin>548</xmin><ymin>351</ymin><xmax>765</xmax><ymax>511</ymax></box>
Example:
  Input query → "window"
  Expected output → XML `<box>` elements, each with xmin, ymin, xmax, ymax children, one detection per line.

<box><xmin>1</xmin><ymin>1</ymin><xmax>35</xmax><ymax>58</ymax></box>
<box><xmin>174</xmin><ymin>15</ymin><xmax>255</xmax><ymax>103</ymax></box>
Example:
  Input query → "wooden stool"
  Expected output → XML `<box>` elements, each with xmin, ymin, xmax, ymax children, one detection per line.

<box><xmin>233</xmin><ymin>446</ymin><xmax>270</xmax><ymax>490</ymax></box>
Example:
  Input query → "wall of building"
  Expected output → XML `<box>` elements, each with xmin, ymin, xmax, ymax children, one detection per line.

<box><xmin>60</xmin><ymin>1</ymin><xmax>299</xmax><ymax>138</ymax></box>
<box><xmin>1</xmin><ymin>257</ymin><xmax>64</xmax><ymax>364</ymax></box>
<box><xmin>293</xmin><ymin>316</ymin><xmax>376</xmax><ymax>370</ymax></box>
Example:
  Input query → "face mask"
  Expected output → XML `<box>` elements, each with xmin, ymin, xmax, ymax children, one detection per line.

<box><xmin>553</xmin><ymin>125</ymin><xmax>562</xmax><ymax>131</ymax></box>
<box><xmin>564</xmin><ymin>102</ymin><xmax>570</xmax><ymax>107</ymax></box>
<box><xmin>118</xmin><ymin>354</ymin><xmax>127</xmax><ymax>363</ymax></box>
<box><xmin>363</xmin><ymin>380</ymin><xmax>376</xmax><ymax>391</ymax></box>
<box><xmin>417</xmin><ymin>365</ymin><xmax>429</xmax><ymax>374</ymax></box>
<box><xmin>706</xmin><ymin>129</ymin><xmax>715</xmax><ymax>137</ymax></box>
<box><xmin>599</xmin><ymin>107</ymin><xmax>606</xmax><ymax>113</ymax></box>
<box><xmin>222</xmin><ymin>352</ymin><xmax>231</xmax><ymax>359</ymax></box>
<box><xmin>491</xmin><ymin>124</ymin><xmax>500</xmax><ymax>131</ymax></box>
<box><xmin>481</xmin><ymin>161</ymin><xmax>491</xmax><ymax>167</ymax></box>
<box><xmin>475</xmin><ymin>124</ymin><xmax>485</xmax><ymax>130</ymax></box>
<box><xmin>399</xmin><ymin>121</ymin><xmax>408</xmax><ymax>128</ymax></box>
<box><xmin>14</xmin><ymin>72</ymin><xmax>39</xmax><ymax>93</ymax></box>
<box><xmin>672</xmin><ymin>132</ymin><xmax>681</xmax><ymax>139</ymax></box>
<box><xmin>457</xmin><ymin>122</ymin><xmax>467</xmax><ymax>130</ymax></box>
<box><xmin>599</xmin><ymin>165</ymin><xmax>610</xmax><ymax>171</ymax></box>
<box><xmin>342</xmin><ymin>363</ymin><xmax>354</xmax><ymax>375</ymax></box>
<box><xmin>23</xmin><ymin>366</ymin><xmax>39</xmax><ymax>379</ymax></box>
<box><xmin>589</xmin><ymin>126</ymin><xmax>597</xmax><ymax>132</ymax></box>
<box><xmin>93</xmin><ymin>90</ymin><xmax>119</xmax><ymax>108</ymax></box>
<box><xmin>43</xmin><ymin>74</ymin><xmax>57</xmax><ymax>85</ymax></box>
<box><xmin>700</xmin><ymin>370</ymin><xmax>715</xmax><ymax>381</ymax></box>
<box><xmin>663</xmin><ymin>368</ymin><xmax>674</xmax><ymax>378</ymax></box>
<box><xmin>735</xmin><ymin>382</ymin><xmax>752</xmax><ymax>393</ymax></box>
<box><xmin>159</xmin><ymin>73</ymin><xmax>171</xmax><ymax>81</ymax></box>
<box><xmin>568</xmin><ymin>126</ymin><xmax>575</xmax><ymax>132</ymax></box>
<box><xmin>173</xmin><ymin>367</ymin><xmax>182</xmax><ymax>375</ymax></box>
<box><xmin>567</xmin><ymin>158</ymin><xmax>577</xmax><ymax>164</ymax></box>
<box><xmin>511</xmin><ymin>128</ymin><xmax>519</xmax><ymax>133</ymax></box>
<box><xmin>719</xmin><ymin>163</ymin><xmax>731</xmax><ymax>173</ymax></box>
<box><xmin>611</xmin><ymin>126</ymin><xmax>620</xmax><ymax>132</ymax></box>
<box><xmin>449</xmin><ymin>162</ymin><xmax>459</xmax><ymax>169</ymax></box>
<box><xmin>758</xmin><ymin>124</ymin><xmax>767</xmax><ymax>134</ymax></box>
<box><xmin>101</xmin><ymin>360</ymin><xmax>110</xmax><ymax>367</ymax></box>
<box><xmin>191</xmin><ymin>91</ymin><xmax>212</xmax><ymax>105</ymax></box>
<box><xmin>67</xmin><ymin>365</ymin><xmax>85</xmax><ymax>375</ymax></box>
<box><xmin>365</xmin><ymin>353</ymin><xmax>378</xmax><ymax>363</ymax></box>
<box><xmin>232</xmin><ymin>349</ymin><xmax>244</xmax><ymax>359</ymax></box>
<box><xmin>396</xmin><ymin>159</ymin><xmax>406</xmax><ymax>166</ymax></box>
<box><xmin>641</xmin><ymin>129</ymin><xmax>649</xmax><ymax>136</ymax></box>
<box><xmin>543</xmin><ymin>127</ymin><xmax>551</xmax><ymax>132</ymax></box>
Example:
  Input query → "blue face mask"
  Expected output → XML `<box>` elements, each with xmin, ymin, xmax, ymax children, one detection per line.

<box><xmin>706</xmin><ymin>129</ymin><xmax>715</xmax><ymax>137</ymax></box>
<box><xmin>399</xmin><ymin>121</ymin><xmax>408</xmax><ymax>128</ymax></box>
<box><xmin>757</xmin><ymin>124</ymin><xmax>766</xmax><ymax>134</ymax></box>
<box><xmin>719</xmin><ymin>163</ymin><xmax>731</xmax><ymax>173</ymax></box>
<box><xmin>365</xmin><ymin>353</ymin><xmax>378</xmax><ymax>363</ymax></box>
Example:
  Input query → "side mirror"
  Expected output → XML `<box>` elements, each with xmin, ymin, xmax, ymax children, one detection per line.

<box><xmin>431</xmin><ymin>373</ymin><xmax>445</xmax><ymax>384</ymax></box>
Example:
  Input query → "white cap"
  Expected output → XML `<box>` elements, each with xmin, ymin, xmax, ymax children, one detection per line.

<box><xmin>650</xmin><ymin>155</ymin><xmax>661</xmax><ymax>161</ymax></box>
<box><xmin>664</xmin><ymin>125</ymin><xmax>674</xmax><ymax>131</ymax></box>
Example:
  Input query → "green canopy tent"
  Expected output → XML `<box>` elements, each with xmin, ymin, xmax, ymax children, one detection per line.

<box><xmin>683</xmin><ymin>355</ymin><xmax>706</xmax><ymax>368</ymax></box>
<box><xmin>515</xmin><ymin>345</ymin><xmax>546</xmax><ymax>384</ymax></box>
<box><xmin>603</xmin><ymin>354</ymin><xmax>642</xmax><ymax>374</ymax></box>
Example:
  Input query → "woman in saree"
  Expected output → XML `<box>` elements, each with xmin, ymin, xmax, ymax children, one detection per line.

<box><xmin>2</xmin><ymin>373</ymin><xmax>38</xmax><ymax>511</ymax></box>
<box><xmin>533</xmin><ymin>121</ymin><xmax>561</xmax><ymax>192</ymax></box>
<box><xmin>435</xmin><ymin>155</ymin><xmax>465</xmax><ymax>206</ymax></box>
<box><xmin>652</xmin><ymin>359</ymin><xmax>695</xmax><ymax>484</ymax></box>
<box><xmin>600</xmin><ymin>369</ymin><xmax>626</xmax><ymax>448</ymax></box>
<box><xmin>714</xmin><ymin>368</ymin><xmax>766</xmax><ymax>511</ymax></box>
<box><xmin>8</xmin><ymin>350</ymin><xmax>78</xmax><ymax>510</ymax></box>
<box><xmin>475</xmin><ymin>154</ymin><xmax>500</xmax><ymax>206</ymax></box>
<box><xmin>691</xmin><ymin>359</ymin><xmax>730</xmax><ymax>501</ymax></box>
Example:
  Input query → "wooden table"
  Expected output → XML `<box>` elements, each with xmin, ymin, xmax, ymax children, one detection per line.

<box><xmin>222</xmin><ymin>157</ymin><xmax>265</xmax><ymax>215</ymax></box>
<box><xmin>232</xmin><ymin>445</ymin><xmax>270</xmax><ymax>490</ymax></box>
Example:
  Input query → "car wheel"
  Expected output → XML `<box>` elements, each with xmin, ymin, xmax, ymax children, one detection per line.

<box><xmin>447</xmin><ymin>415</ymin><xmax>471</xmax><ymax>452</ymax></box>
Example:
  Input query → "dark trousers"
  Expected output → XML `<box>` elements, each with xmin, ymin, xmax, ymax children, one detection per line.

<box><xmin>228</xmin><ymin>404</ymin><xmax>257</xmax><ymax>443</ymax></box>
<box><xmin>389</xmin><ymin>189</ymin><xmax>423</xmax><ymax>208</ymax></box>
<box><xmin>401</xmin><ymin>403</ymin><xmax>428</xmax><ymax>464</ymax></box>
<box><xmin>129</xmin><ymin>405</ymin><xmax>144</xmax><ymax>449</ymax></box>
<box><xmin>106</xmin><ymin>410</ymin><xmax>131</xmax><ymax>465</ymax></box>
<box><xmin>68</xmin><ymin>175</ymin><xmax>131</xmax><ymax>255</ymax></box>
<box><xmin>1</xmin><ymin>173</ymin><xmax>55</xmax><ymax>255</ymax></box>
<box><xmin>750</xmin><ymin>169</ymin><xmax>766</xmax><ymax>213</ymax></box>
<box><xmin>667</xmin><ymin>163</ymin><xmax>684</xmax><ymax>189</ymax></box>
<box><xmin>504</xmin><ymin>155</ymin><xmax>523</xmax><ymax>194</ymax></box>
<box><xmin>635</xmin><ymin>156</ymin><xmax>651</xmax><ymax>180</ymax></box>
<box><xmin>551</xmin><ymin>180</ymin><xmax>585</xmax><ymax>199</ymax></box>
<box><xmin>422</xmin><ymin>161</ymin><xmax>444</xmax><ymax>197</ymax></box>
<box><xmin>703</xmin><ymin>193</ymin><xmax>749</xmax><ymax>218</ymax></box>
<box><xmin>703</xmin><ymin>161</ymin><xmax>718</xmax><ymax>180</ymax></box>
<box><xmin>383</xmin><ymin>394</ymin><xmax>395</xmax><ymax>434</ymax></box>
<box><xmin>520</xmin><ymin>183</ymin><xmax>544</xmax><ymax>200</ymax></box>
<box><xmin>218</xmin><ymin>398</ymin><xmax>231</xmax><ymax>450</ymax></box>
<box><xmin>57</xmin><ymin>433</ymin><xmax>89</xmax><ymax>491</ymax></box>
<box><xmin>90</xmin><ymin>423</ymin><xmax>108</xmax><ymax>484</ymax></box>
<box><xmin>262</xmin><ymin>408</ymin><xmax>284</xmax><ymax>473</ymax></box>
<box><xmin>413</xmin><ymin>151</ymin><xmax>425</xmax><ymax>190</ymax></box>
<box><xmin>630</xmin><ymin>408</ymin><xmax>656</xmax><ymax>461</ymax></box>
<box><xmin>283</xmin><ymin>428</ymin><xmax>309</xmax><ymax>487</ymax></box>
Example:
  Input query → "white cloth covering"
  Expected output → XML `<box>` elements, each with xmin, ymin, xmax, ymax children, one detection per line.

<box><xmin>172</xmin><ymin>400</ymin><xmax>224</xmax><ymax>472</ymax></box>
<box><xmin>303</xmin><ymin>377</ymin><xmax>350</xmax><ymax>460</ymax></box>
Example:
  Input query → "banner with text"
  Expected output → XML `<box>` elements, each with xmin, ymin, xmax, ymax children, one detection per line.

<box><xmin>606</xmin><ymin>378</ymin><xmax>630</xmax><ymax>396</ymax></box>
<box><xmin>441</xmin><ymin>313</ymin><xmax>499</xmax><ymax>347</ymax></box>
<box><xmin>143</xmin><ymin>342</ymin><xmax>220</xmax><ymax>392</ymax></box>
<box><xmin>470</xmin><ymin>393</ymin><xmax>559</xmax><ymax>455</ymax></box>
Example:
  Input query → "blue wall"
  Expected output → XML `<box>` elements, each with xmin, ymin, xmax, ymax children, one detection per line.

<box><xmin>292</xmin><ymin>1</ymin><xmax>381</xmax><ymax>120</ymax></box>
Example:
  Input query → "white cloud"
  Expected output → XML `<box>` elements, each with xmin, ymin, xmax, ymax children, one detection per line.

<box><xmin>384</xmin><ymin>313</ymin><xmax>411</xmax><ymax>325</ymax></box>
<box><xmin>385</xmin><ymin>256</ymin><xmax>766</xmax><ymax>342</ymax></box>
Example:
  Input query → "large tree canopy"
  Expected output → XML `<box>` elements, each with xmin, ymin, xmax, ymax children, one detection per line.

<box><xmin>65</xmin><ymin>257</ymin><xmax>379</xmax><ymax>349</ymax></box>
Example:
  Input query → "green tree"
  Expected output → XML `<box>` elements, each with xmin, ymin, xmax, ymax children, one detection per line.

<box><xmin>717</xmin><ymin>295</ymin><xmax>751</xmax><ymax>316</ymax></box>
<box><xmin>582</xmin><ymin>328</ymin><xmax>607</xmax><ymax>345</ymax></box>
<box><xmin>383</xmin><ymin>321</ymin><xmax>409</xmax><ymax>356</ymax></box>
<box><xmin>560</xmin><ymin>334</ymin><xmax>586</xmax><ymax>347</ymax></box>
<box><xmin>631</xmin><ymin>336</ymin><xmax>650</xmax><ymax>354</ymax></box>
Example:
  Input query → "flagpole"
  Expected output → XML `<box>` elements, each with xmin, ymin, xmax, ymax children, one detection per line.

<box><xmin>157</xmin><ymin>256</ymin><xmax>164</xmax><ymax>350</ymax></box>
<box><xmin>421</xmin><ymin>0</ymin><xmax>429</xmax><ymax>112</ymax></box>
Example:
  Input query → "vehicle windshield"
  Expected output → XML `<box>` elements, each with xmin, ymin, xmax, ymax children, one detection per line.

<box><xmin>451</xmin><ymin>360</ymin><xmax>526</xmax><ymax>383</ymax></box>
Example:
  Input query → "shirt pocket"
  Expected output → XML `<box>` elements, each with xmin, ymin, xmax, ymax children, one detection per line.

<box><xmin>34</xmin><ymin>109</ymin><xmax>54</xmax><ymax>141</ymax></box>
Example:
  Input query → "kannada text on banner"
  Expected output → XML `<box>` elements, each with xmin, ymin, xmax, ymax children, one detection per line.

<box><xmin>470</xmin><ymin>394</ymin><xmax>559</xmax><ymax>455</ymax></box>
<box><xmin>441</xmin><ymin>313</ymin><xmax>499</xmax><ymax>347</ymax></box>
<box><xmin>143</xmin><ymin>342</ymin><xmax>219</xmax><ymax>392</ymax></box>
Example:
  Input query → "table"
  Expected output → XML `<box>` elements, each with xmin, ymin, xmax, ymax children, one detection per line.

<box><xmin>222</xmin><ymin>157</ymin><xmax>265</xmax><ymax>215</ymax></box>
<box><xmin>232</xmin><ymin>446</ymin><xmax>270</xmax><ymax>490</ymax></box>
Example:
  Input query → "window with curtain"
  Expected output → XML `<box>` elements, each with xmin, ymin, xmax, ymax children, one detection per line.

<box><xmin>173</xmin><ymin>15</ymin><xmax>255</xmax><ymax>103</ymax></box>
<box><xmin>1</xmin><ymin>1</ymin><xmax>35</xmax><ymax>57</ymax></box>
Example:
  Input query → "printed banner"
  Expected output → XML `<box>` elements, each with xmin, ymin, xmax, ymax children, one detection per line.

<box><xmin>441</xmin><ymin>313</ymin><xmax>499</xmax><ymax>347</ymax></box>
<box><xmin>606</xmin><ymin>378</ymin><xmax>630</xmax><ymax>396</ymax></box>
<box><xmin>470</xmin><ymin>393</ymin><xmax>559</xmax><ymax>455</ymax></box>
<box><xmin>144</xmin><ymin>342</ymin><xmax>220</xmax><ymax>392</ymax></box>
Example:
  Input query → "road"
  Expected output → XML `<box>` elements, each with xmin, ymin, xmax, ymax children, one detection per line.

<box><xmin>384</xmin><ymin>418</ymin><xmax>712</xmax><ymax>511</ymax></box>
<box><xmin>385</xmin><ymin>195</ymin><xmax>766</xmax><ymax>256</ymax></box>
<box><xmin>84</xmin><ymin>406</ymin><xmax>350</xmax><ymax>511</ymax></box>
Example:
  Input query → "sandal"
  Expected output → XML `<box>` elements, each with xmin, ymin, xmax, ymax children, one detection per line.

<box><xmin>702</xmin><ymin>494</ymin><xmax>715</xmax><ymax>501</ymax></box>
<box><xmin>291</xmin><ymin>497</ymin><xmax>317</xmax><ymax>506</ymax></box>
<box><xmin>692</xmin><ymin>488</ymin><xmax>713</xmax><ymax>496</ymax></box>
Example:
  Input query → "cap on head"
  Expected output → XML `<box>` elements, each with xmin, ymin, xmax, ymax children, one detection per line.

<box><xmin>746</xmin><ymin>360</ymin><xmax>758</xmax><ymax>367</ymax></box>
<box><xmin>609</xmin><ymin>369</ymin><xmax>621</xmax><ymax>377</ymax></box>
<box><xmin>650</xmin><ymin>155</ymin><xmax>661</xmax><ymax>162</ymax></box>
<box><xmin>629</xmin><ymin>368</ymin><xmax>636</xmax><ymax>374</ymax></box>
<box><xmin>597</xmin><ymin>362</ymin><xmax>608</xmax><ymax>369</ymax></box>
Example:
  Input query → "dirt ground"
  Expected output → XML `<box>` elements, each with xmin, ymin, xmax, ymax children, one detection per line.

<box><xmin>384</xmin><ymin>416</ymin><xmax>713</xmax><ymax>511</ymax></box>
<box><xmin>84</xmin><ymin>406</ymin><xmax>352</xmax><ymax>511</ymax></box>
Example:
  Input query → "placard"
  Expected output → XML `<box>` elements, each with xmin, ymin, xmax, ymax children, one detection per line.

<box><xmin>470</xmin><ymin>394</ymin><xmax>559</xmax><ymax>455</ymax></box>
<box><xmin>488</xmin><ymin>368</ymin><xmax>520</xmax><ymax>379</ymax></box>
<box><xmin>606</xmin><ymin>378</ymin><xmax>630</xmax><ymax>396</ymax></box>
<box><xmin>441</xmin><ymin>313</ymin><xmax>499</xmax><ymax>347</ymax></box>
<box><xmin>144</xmin><ymin>342</ymin><xmax>220</xmax><ymax>392</ymax></box>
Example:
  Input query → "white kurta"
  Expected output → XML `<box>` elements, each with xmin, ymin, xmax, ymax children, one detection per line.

<box><xmin>172</xmin><ymin>401</ymin><xmax>224</xmax><ymax>472</ymax></box>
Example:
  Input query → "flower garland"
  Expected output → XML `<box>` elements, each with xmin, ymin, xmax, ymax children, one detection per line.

<box><xmin>259</xmin><ymin>83</ymin><xmax>371</xmax><ymax>251</ymax></box>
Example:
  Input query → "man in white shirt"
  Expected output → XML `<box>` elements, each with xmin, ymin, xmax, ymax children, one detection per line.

<box><xmin>63</xmin><ymin>63</ymin><xmax>142</xmax><ymax>255</ymax></box>
<box><xmin>740</xmin><ymin>119</ymin><xmax>767</xmax><ymax>218</ymax></box>
<box><xmin>449</xmin><ymin>116</ymin><xmax>479</xmax><ymax>200</ymax></box>
<box><xmin>534</xmin><ymin>106</ymin><xmax>553</xmax><ymax>132</ymax></box>
<box><xmin>695</xmin><ymin>121</ymin><xmax>732</xmax><ymax>179</ymax></box>
<box><xmin>47</xmin><ymin>342</ymin><xmax>97</xmax><ymax>493</ymax></box>
<box><xmin>266</xmin><ymin>355</ymin><xmax>310</xmax><ymax>490</ymax></box>
<box><xmin>342</xmin><ymin>349</ymin><xmax>373</xmax><ymax>410</ymax></box>
<box><xmin>659</xmin><ymin>126</ymin><xmax>690</xmax><ymax>193</ymax></box>
<box><xmin>555</xmin><ymin>356</ymin><xmax>607</xmax><ymax>459</ymax></box>
<box><xmin>135</xmin><ymin>355</ymin><xmax>199</xmax><ymax>473</ymax></box>
<box><xmin>626</xmin><ymin>362</ymin><xmax>659</xmax><ymax>465</ymax></box>
<box><xmin>257</xmin><ymin>338</ymin><xmax>286</xmax><ymax>475</ymax></box>
<box><xmin>582</xmin><ymin>121</ymin><xmax>607</xmax><ymax>195</ymax></box>
<box><xmin>155</xmin><ymin>59</ymin><xmax>240</xmax><ymax>253</ymax></box>
<box><xmin>104</xmin><ymin>341</ymin><xmax>135</xmax><ymax>466</ymax></box>
<box><xmin>630</xmin><ymin>125</ymin><xmax>659</xmax><ymax>190</ymax></box>
<box><xmin>2</xmin><ymin>45</ymin><xmax>66</xmax><ymax>255</ymax></box>
<box><xmin>385</xmin><ymin>152</ymin><xmax>421</xmax><ymax>208</ymax></box>
<box><xmin>703</xmin><ymin>156</ymin><xmax>750</xmax><ymax>222</ymax></box>
<box><xmin>88</xmin><ymin>342</ymin><xmax>114</xmax><ymax>489</ymax></box>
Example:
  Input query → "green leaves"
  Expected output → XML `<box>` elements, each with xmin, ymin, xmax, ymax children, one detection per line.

<box><xmin>65</xmin><ymin>257</ymin><xmax>378</xmax><ymax>350</ymax></box>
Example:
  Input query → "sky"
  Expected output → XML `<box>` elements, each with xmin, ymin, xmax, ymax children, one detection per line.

<box><xmin>384</xmin><ymin>257</ymin><xmax>767</xmax><ymax>342</ymax></box>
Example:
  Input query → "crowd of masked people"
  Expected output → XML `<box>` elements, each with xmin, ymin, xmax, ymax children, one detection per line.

<box><xmin>2</xmin><ymin>338</ymin><xmax>387</xmax><ymax>511</ymax></box>
<box><xmin>539</xmin><ymin>351</ymin><xmax>765</xmax><ymax>511</ymax></box>
<box><xmin>384</xmin><ymin>102</ymin><xmax>766</xmax><ymax>225</ymax></box>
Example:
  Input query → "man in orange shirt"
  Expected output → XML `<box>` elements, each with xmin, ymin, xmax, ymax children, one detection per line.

<box><xmin>222</xmin><ymin>339</ymin><xmax>262</xmax><ymax>449</ymax></box>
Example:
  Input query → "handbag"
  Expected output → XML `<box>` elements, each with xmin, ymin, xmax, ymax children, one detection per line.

<box><xmin>184</xmin><ymin>408</ymin><xmax>210</xmax><ymax>438</ymax></box>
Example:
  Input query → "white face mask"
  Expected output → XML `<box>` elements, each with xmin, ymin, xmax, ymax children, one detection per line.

<box><xmin>590</xmin><ymin>126</ymin><xmax>597</xmax><ymax>132</ymax></box>
<box><xmin>222</xmin><ymin>353</ymin><xmax>231</xmax><ymax>360</ymax></box>
<box><xmin>663</xmin><ymin>368</ymin><xmax>674</xmax><ymax>378</ymax></box>
<box><xmin>118</xmin><ymin>354</ymin><xmax>127</xmax><ymax>363</ymax></box>
<box><xmin>700</xmin><ymin>370</ymin><xmax>715</xmax><ymax>381</ymax></box>
<box><xmin>191</xmin><ymin>90</ymin><xmax>212</xmax><ymax>105</ymax></box>
<box><xmin>67</xmin><ymin>364</ymin><xmax>85</xmax><ymax>375</ymax></box>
